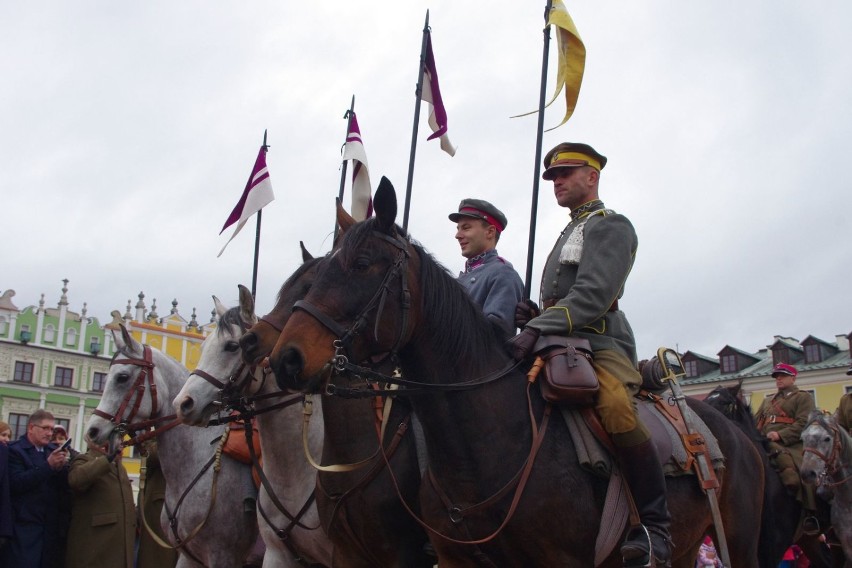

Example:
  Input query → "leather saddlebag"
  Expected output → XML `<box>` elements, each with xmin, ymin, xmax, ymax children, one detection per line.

<box><xmin>534</xmin><ymin>335</ymin><xmax>599</xmax><ymax>405</ymax></box>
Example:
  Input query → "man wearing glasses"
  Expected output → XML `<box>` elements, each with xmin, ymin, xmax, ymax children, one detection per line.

<box><xmin>2</xmin><ymin>409</ymin><xmax>71</xmax><ymax>567</ymax></box>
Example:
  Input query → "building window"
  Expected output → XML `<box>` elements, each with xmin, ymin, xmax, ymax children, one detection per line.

<box><xmin>684</xmin><ymin>360</ymin><xmax>699</xmax><ymax>378</ymax></box>
<box><xmin>846</xmin><ymin>385</ymin><xmax>852</xmax><ymax>395</ymax></box>
<box><xmin>54</xmin><ymin>418</ymin><xmax>70</xmax><ymax>437</ymax></box>
<box><xmin>92</xmin><ymin>372</ymin><xmax>106</xmax><ymax>392</ymax></box>
<box><xmin>54</xmin><ymin>367</ymin><xmax>73</xmax><ymax>388</ymax></box>
<box><xmin>803</xmin><ymin>343</ymin><xmax>822</xmax><ymax>364</ymax></box>
<box><xmin>8</xmin><ymin>413</ymin><xmax>29</xmax><ymax>441</ymax></box>
<box><xmin>13</xmin><ymin>361</ymin><xmax>34</xmax><ymax>383</ymax></box>
<box><xmin>772</xmin><ymin>349</ymin><xmax>791</xmax><ymax>365</ymax></box>
<box><xmin>0</xmin><ymin>315</ymin><xmax>7</xmax><ymax>335</ymax></box>
<box><xmin>44</xmin><ymin>324</ymin><xmax>56</xmax><ymax>343</ymax></box>
<box><xmin>65</xmin><ymin>327</ymin><xmax>77</xmax><ymax>346</ymax></box>
<box><xmin>721</xmin><ymin>354</ymin><xmax>737</xmax><ymax>374</ymax></box>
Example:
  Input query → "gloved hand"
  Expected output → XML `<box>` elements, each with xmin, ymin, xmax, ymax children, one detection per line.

<box><xmin>514</xmin><ymin>299</ymin><xmax>541</xmax><ymax>329</ymax></box>
<box><xmin>507</xmin><ymin>327</ymin><xmax>540</xmax><ymax>361</ymax></box>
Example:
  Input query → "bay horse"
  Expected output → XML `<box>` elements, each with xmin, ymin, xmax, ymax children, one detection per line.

<box><xmin>801</xmin><ymin>410</ymin><xmax>852</xmax><ymax>564</ymax></box>
<box><xmin>85</xmin><ymin>325</ymin><xmax>259</xmax><ymax>568</ymax></box>
<box><xmin>173</xmin><ymin>285</ymin><xmax>334</xmax><ymax>567</ymax></box>
<box><xmin>239</xmin><ymin>239</ymin><xmax>433</xmax><ymax>568</ymax></box>
<box><xmin>268</xmin><ymin>178</ymin><xmax>765</xmax><ymax>567</ymax></box>
<box><xmin>704</xmin><ymin>383</ymin><xmax>835</xmax><ymax>568</ymax></box>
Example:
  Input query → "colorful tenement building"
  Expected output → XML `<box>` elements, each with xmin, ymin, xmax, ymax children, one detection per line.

<box><xmin>0</xmin><ymin>280</ymin><xmax>218</xmax><ymax>485</ymax></box>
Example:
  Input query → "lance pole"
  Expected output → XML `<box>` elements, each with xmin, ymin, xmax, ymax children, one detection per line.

<box><xmin>523</xmin><ymin>0</ymin><xmax>554</xmax><ymax>299</ymax></box>
<box><xmin>251</xmin><ymin>129</ymin><xmax>269</xmax><ymax>300</ymax></box>
<box><xmin>402</xmin><ymin>9</ymin><xmax>430</xmax><ymax>232</ymax></box>
<box><xmin>334</xmin><ymin>95</ymin><xmax>356</xmax><ymax>240</ymax></box>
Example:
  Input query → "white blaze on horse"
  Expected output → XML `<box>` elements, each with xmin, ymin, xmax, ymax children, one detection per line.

<box><xmin>173</xmin><ymin>285</ymin><xmax>333</xmax><ymax>568</ymax></box>
<box><xmin>85</xmin><ymin>326</ymin><xmax>259</xmax><ymax>568</ymax></box>
<box><xmin>801</xmin><ymin>410</ymin><xmax>852</xmax><ymax>564</ymax></box>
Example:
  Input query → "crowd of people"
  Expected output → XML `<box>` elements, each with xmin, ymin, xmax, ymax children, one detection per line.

<box><xmin>0</xmin><ymin>411</ymin><xmax>175</xmax><ymax>568</ymax></box>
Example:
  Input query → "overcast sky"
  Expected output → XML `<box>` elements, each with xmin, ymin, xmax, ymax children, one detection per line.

<box><xmin>2</xmin><ymin>1</ymin><xmax>850</xmax><ymax>361</ymax></box>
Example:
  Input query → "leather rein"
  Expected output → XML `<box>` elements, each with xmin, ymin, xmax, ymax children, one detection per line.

<box><xmin>803</xmin><ymin>417</ymin><xmax>852</xmax><ymax>488</ymax></box>
<box><xmin>291</xmin><ymin>229</ymin><xmax>554</xmax><ymax>548</ymax></box>
<box><xmin>189</xmin><ymin>321</ymin><xmax>324</xmax><ymax>555</ymax></box>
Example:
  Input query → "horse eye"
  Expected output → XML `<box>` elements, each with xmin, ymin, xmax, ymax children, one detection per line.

<box><xmin>823</xmin><ymin>436</ymin><xmax>831</xmax><ymax>443</ymax></box>
<box><xmin>352</xmin><ymin>257</ymin><xmax>371</xmax><ymax>271</ymax></box>
<box><xmin>225</xmin><ymin>341</ymin><xmax>240</xmax><ymax>352</ymax></box>
<box><xmin>115</xmin><ymin>372</ymin><xmax>131</xmax><ymax>384</ymax></box>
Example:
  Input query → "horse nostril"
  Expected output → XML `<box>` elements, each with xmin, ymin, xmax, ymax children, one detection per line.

<box><xmin>282</xmin><ymin>347</ymin><xmax>304</xmax><ymax>378</ymax></box>
<box><xmin>240</xmin><ymin>333</ymin><xmax>257</xmax><ymax>353</ymax></box>
<box><xmin>87</xmin><ymin>427</ymin><xmax>99</xmax><ymax>440</ymax></box>
<box><xmin>180</xmin><ymin>397</ymin><xmax>195</xmax><ymax>415</ymax></box>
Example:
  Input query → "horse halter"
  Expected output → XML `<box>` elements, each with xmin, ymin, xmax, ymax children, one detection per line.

<box><xmin>803</xmin><ymin>417</ymin><xmax>850</xmax><ymax>486</ymax></box>
<box><xmin>93</xmin><ymin>345</ymin><xmax>161</xmax><ymax>435</ymax></box>
<box><xmin>293</xmin><ymin>230</ymin><xmax>411</xmax><ymax>363</ymax></box>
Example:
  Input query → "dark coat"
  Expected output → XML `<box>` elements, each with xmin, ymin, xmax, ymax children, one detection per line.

<box><xmin>2</xmin><ymin>436</ymin><xmax>70</xmax><ymax>568</ymax></box>
<box><xmin>66</xmin><ymin>448</ymin><xmax>136</xmax><ymax>568</ymax></box>
<box><xmin>0</xmin><ymin>443</ymin><xmax>12</xmax><ymax>540</ymax></box>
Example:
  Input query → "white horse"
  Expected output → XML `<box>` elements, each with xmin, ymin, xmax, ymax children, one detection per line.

<box><xmin>86</xmin><ymin>325</ymin><xmax>259</xmax><ymax>568</ymax></box>
<box><xmin>801</xmin><ymin>409</ymin><xmax>852</xmax><ymax>564</ymax></box>
<box><xmin>173</xmin><ymin>285</ymin><xmax>333</xmax><ymax>568</ymax></box>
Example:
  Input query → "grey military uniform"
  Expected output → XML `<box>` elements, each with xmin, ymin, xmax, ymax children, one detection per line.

<box><xmin>456</xmin><ymin>249</ymin><xmax>524</xmax><ymax>339</ymax></box>
<box><xmin>527</xmin><ymin>200</ymin><xmax>639</xmax><ymax>364</ymax></box>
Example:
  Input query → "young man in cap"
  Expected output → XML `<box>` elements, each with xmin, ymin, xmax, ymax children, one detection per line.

<box><xmin>512</xmin><ymin>142</ymin><xmax>672</xmax><ymax>566</ymax></box>
<box><xmin>449</xmin><ymin>198</ymin><xmax>524</xmax><ymax>339</ymax></box>
<box><xmin>755</xmin><ymin>362</ymin><xmax>820</xmax><ymax>534</ymax></box>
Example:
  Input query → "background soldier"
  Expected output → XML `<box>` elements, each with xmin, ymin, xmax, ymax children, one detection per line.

<box><xmin>755</xmin><ymin>362</ymin><xmax>820</xmax><ymax>534</ymax></box>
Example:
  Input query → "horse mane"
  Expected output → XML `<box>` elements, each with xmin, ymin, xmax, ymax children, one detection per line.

<box><xmin>275</xmin><ymin>255</ymin><xmax>326</xmax><ymax>306</ymax></box>
<box><xmin>217</xmin><ymin>306</ymin><xmax>244</xmax><ymax>337</ymax></box>
<box><xmin>707</xmin><ymin>384</ymin><xmax>767</xmax><ymax>450</ymax></box>
<box><xmin>340</xmin><ymin>219</ymin><xmax>506</xmax><ymax>375</ymax></box>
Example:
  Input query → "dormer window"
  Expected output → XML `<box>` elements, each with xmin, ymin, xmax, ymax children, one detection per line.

<box><xmin>721</xmin><ymin>354</ymin><xmax>737</xmax><ymax>373</ymax></box>
<box><xmin>804</xmin><ymin>343</ymin><xmax>821</xmax><ymax>363</ymax></box>
<box><xmin>684</xmin><ymin>360</ymin><xmax>699</xmax><ymax>378</ymax></box>
<box><xmin>772</xmin><ymin>347</ymin><xmax>791</xmax><ymax>366</ymax></box>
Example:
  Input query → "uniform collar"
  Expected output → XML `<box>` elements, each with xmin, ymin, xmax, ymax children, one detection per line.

<box><xmin>570</xmin><ymin>199</ymin><xmax>605</xmax><ymax>221</ymax></box>
<box><xmin>464</xmin><ymin>249</ymin><xmax>498</xmax><ymax>273</ymax></box>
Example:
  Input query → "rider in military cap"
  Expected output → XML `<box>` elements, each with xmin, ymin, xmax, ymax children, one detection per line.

<box><xmin>513</xmin><ymin>142</ymin><xmax>673</xmax><ymax>566</ymax></box>
<box><xmin>450</xmin><ymin>198</ymin><xmax>523</xmax><ymax>339</ymax></box>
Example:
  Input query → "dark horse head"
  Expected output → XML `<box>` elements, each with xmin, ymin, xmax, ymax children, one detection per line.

<box><xmin>269</xmin><ymin>176</ymin><xmax>504</xmax><ymax>393</ymax></box>
<box><xmin>704</xmin><ymin>382</ymin><xmax>768</xmax><ymax>450</ymax></box>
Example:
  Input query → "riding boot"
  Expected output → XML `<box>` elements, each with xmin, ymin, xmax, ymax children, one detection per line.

<box><xmin>615</xmin><ymin>440</ymin><xmax>673</xmax><ymax>567</ymax></box>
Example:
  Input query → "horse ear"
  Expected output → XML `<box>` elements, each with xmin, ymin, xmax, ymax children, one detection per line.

<box><xmin>299</xmin><ymin>241</ymin><xmax>314</xmax><ymax>262</ymax></box>
<box><xmin>373</xmin><ymin>177</ymin><xmax>397</xmax><ymax>231</ymax></box>
<box><xmin>212</xmin><ymin>295</ymin><xmax>228</xmax><ymax>318</ymax></box>
<box><xmin>115</xmin><ymin>324</ymin><xmax>142</xmax><ymax>355</ymax></box>
<box><xmin>336</xmin><ymin>198</ymin><xmax>357</xmax><ymax>235</ymax></box>
<box><xmin>237</xmin><ymin>285</ymin><xmax>256</xmax><ymax>324</ymax></box>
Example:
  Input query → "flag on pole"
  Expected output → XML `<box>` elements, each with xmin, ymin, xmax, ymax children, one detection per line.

<box><xmin>513</xmin><ymin>0</ymin><xmax>586</xmax><ymax>130</ymax></box>
<box><xmin>422</xmin><ymin>34</ymin><xmax>456</xmax><ymax>156</ymax></box>
<box><xmin>342</xmin><ymin>113</ymin><xmax>373</xmax><ymax>220</ymax></box>
<box><xmin>217</xmin><ymin>146</ymin><xmax>275</xmax><ymax>257</ymax></box>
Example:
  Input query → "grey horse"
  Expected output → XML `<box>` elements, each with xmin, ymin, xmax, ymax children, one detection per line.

<box><xmin>86</xmin><ymin>325</ymin><xmax>259</xmax><ymax>568</ymax></box>
<box><xmin>173</xmin><ymin>286</ymin><xmax>333</xmax><ymax>567</ymax></box>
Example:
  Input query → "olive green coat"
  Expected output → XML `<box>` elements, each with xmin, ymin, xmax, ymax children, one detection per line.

<box><xmin>755</xmin><ymin>386</ymin><xmax>815</xmax><ymax>464</ymax></box>
<box><xmin>837</xmin><ymin>392</ymin><xmax>852</xmax><ymax>434</ymax></box>
<box><xmin>136</xmin><ymin>446</ymin><xmax>177</xmax><ymax>568</ymax></box>
<box><xmin>526</xmin><ymin>201</ymin><xmax>640</xmax><ymax>365</ymax></box>
<box><xmin>66</xmin><ymin>449</ymin><xmax>136</xmax><ymax>568</ymax></box>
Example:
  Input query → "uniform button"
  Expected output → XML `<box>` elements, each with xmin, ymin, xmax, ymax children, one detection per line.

<box><xmin>552</xmin><ymin>281</ymin><xmax>558</xmax><ymax>286</ymax></box>
<box><xmin>556</xmin><ymin>268</ymin><xmax>561</xmax><ymax>274</ymax></box>
<box><xmin>470</xmin><ymin>277</ymin><xmax>476</xmax><ymax>283</ymax></box>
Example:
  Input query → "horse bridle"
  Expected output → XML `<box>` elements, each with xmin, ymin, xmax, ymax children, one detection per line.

<box><xmin>803</xmin><ymin>417</ymin><xmax>851</xmax><ymax>487</ymax></box>
<box><xmin>293</xmin><ymin>230</ymin><xmax>411</xmax><ymax>365</ymax></box>
<box><xmin>92</xmin><ymin>345</ymin><xmax>179</xmax><ymax>443</ymax></box>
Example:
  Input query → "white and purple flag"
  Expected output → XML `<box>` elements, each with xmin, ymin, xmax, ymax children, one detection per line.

<box><xmin>217</xmin><ymin>146</ymin><xmax>275</xmax><ymax>257</ymax></box>
<box><xmin>422</xmin><ymin>34</ymin><xmax>456</xmax><ymax>157</ymax></box>
<box><xmin>342</xmin><ymin>113</ymin><xmax>373</xmax><ymax>220</ymax></box>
